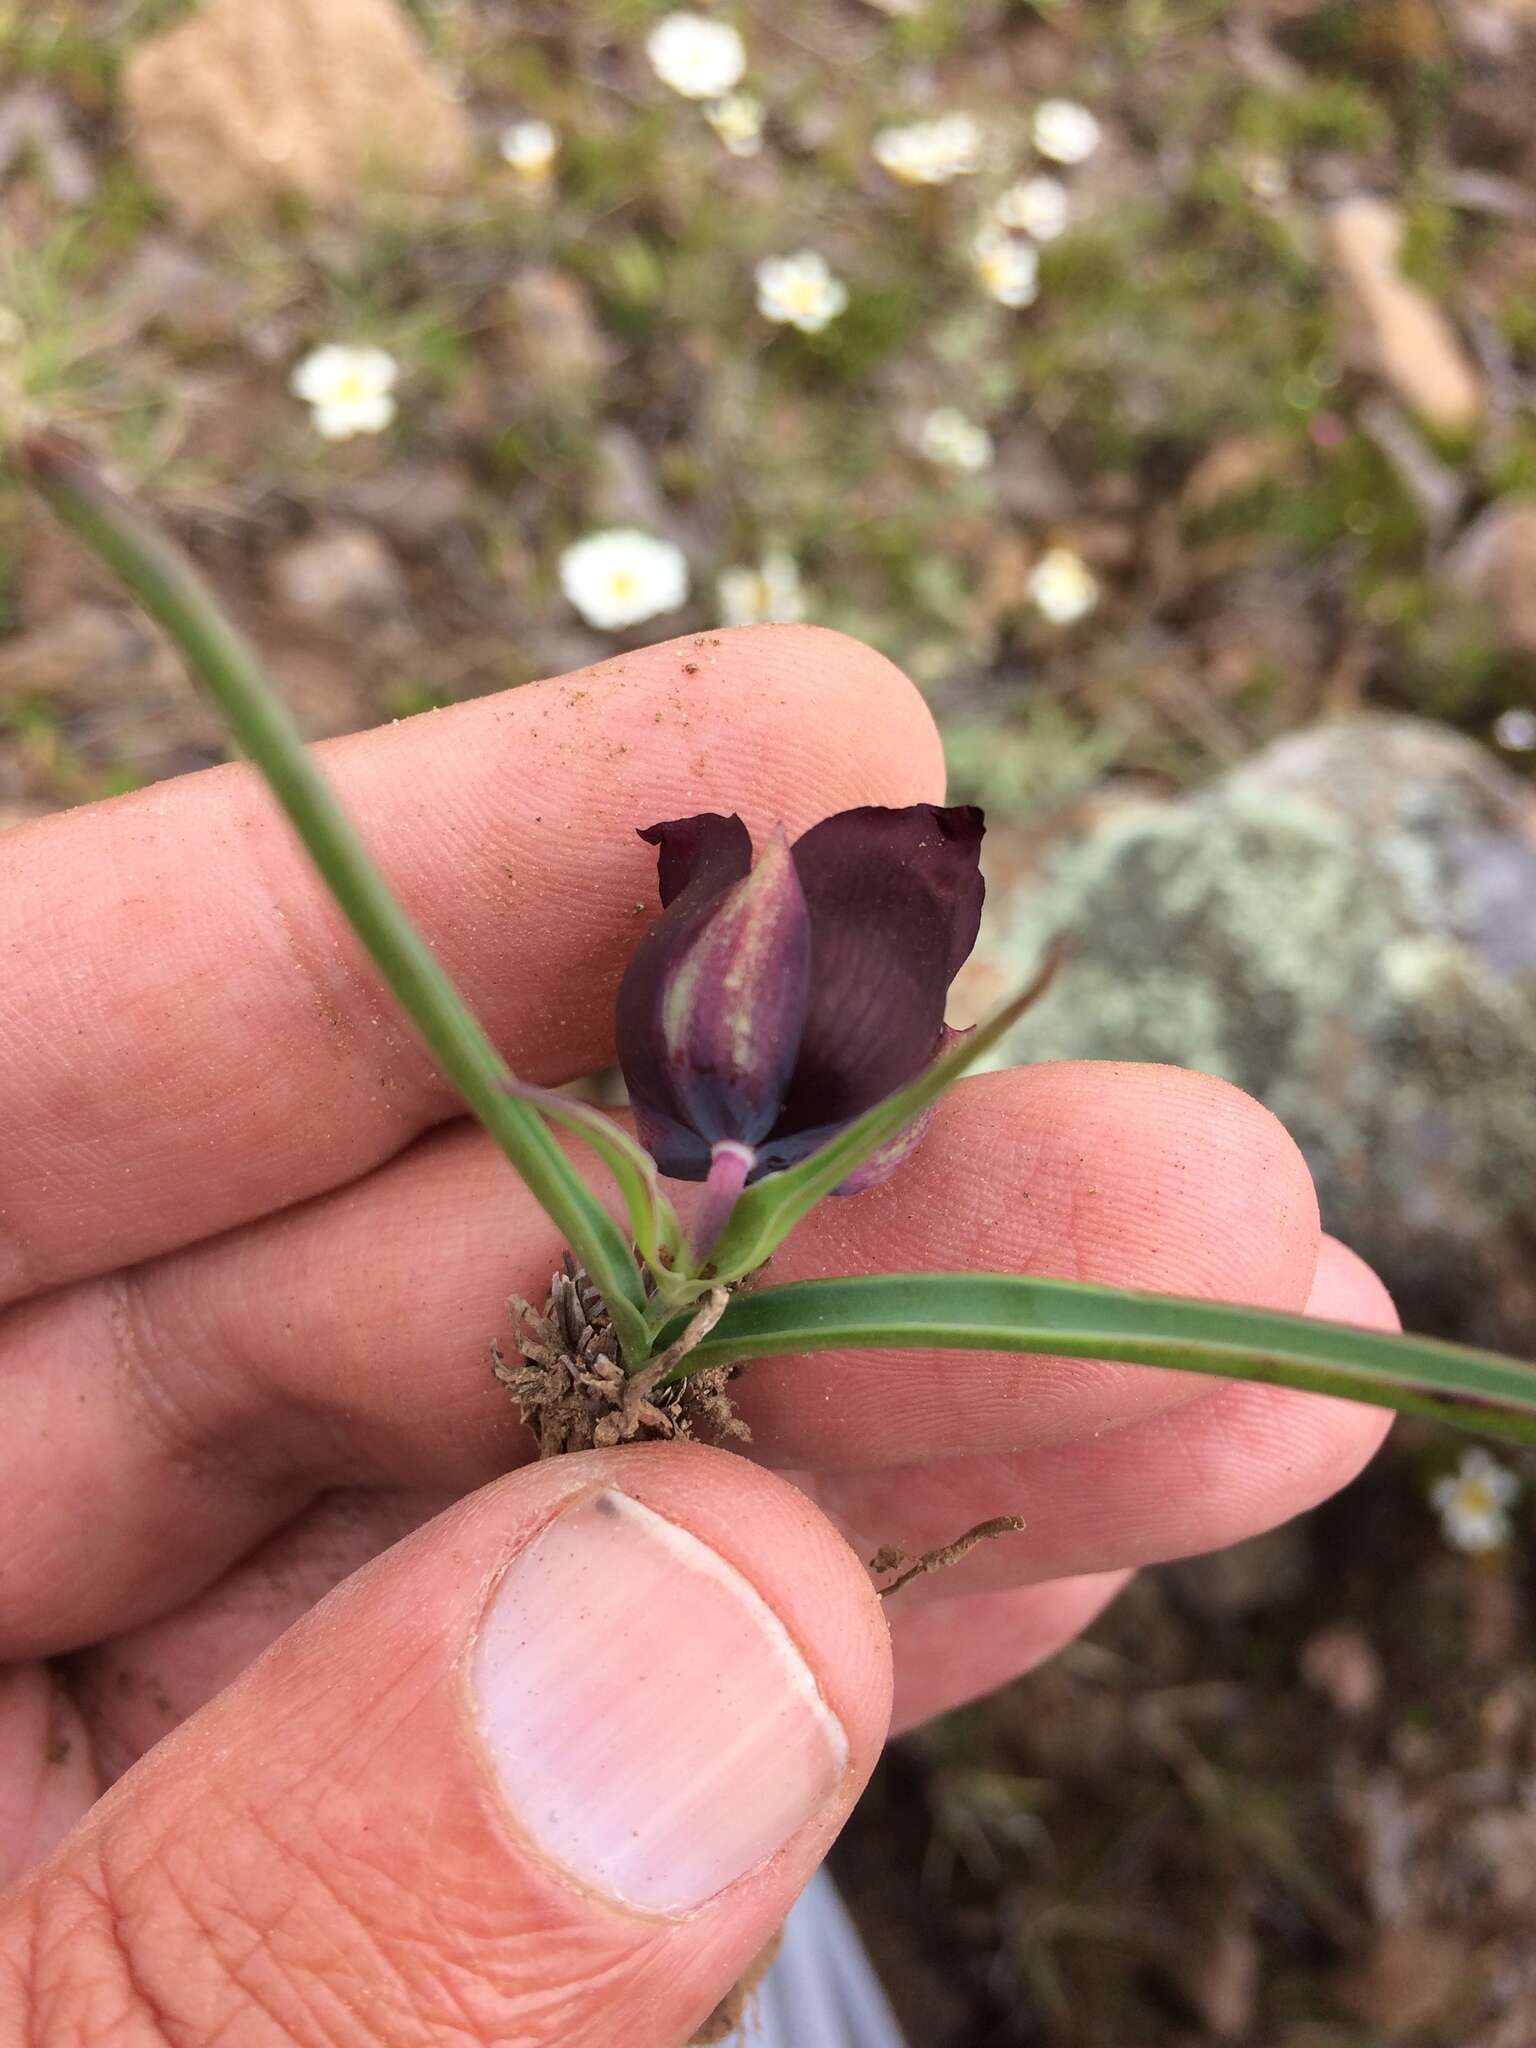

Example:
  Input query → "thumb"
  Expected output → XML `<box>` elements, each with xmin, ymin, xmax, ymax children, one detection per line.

<box><xmin>1</xmin><ymin>1447</ymin><xmax>892</xmax><ymax>2048</ymax></box>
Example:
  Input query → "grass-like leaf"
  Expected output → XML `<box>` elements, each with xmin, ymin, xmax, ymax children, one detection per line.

<box><xmin>20</xmin><ymin>432</ymin><xmax>652</xmax><ymax>1360</ymax></box>
<box><xmin>498</xmin><ymin>1076</ymin><xmax>686</xmax><ymax>1282</ymax></box>
<box><xmin>660</xmin><ymin>1271</ymin><xmax>1536</xmax><ymax>1444</ymax></box>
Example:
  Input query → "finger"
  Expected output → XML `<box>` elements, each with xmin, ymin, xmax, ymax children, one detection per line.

<box><xmin>5</xmin><ymin>1495</ymin><xmax>451</xmax><ymax>1888</ymax></box>
<box><xmin>0</xmin><ymin>626</ymin><xmax>939</xmax><ymax>1304</ymax></box>
<box><xmin>734</xmin><ymin>1060</ymin><xmax>1324</xmax><ymax>1465</ymax></box>
<box><xmin>1303</xmin><ymin>1229</ymin><xmax>1400</xmax><ymax>1328</ymax></box>
<box><xmin>886</xmin><ymin>1573</ymin><xmax>1131</xmax><ymax>1735</ymax></box>
<box><xmin>0</xmin><ymin>1064</ymin><xmax>1319</xmax><ymax>1657</ymax></box>
<box><xmin>0</xmin><ymin>1449</ymin><xmax>890</xmax><ymax>2048</ymax></box>
<box><xmin>808</xmin><ymin>1234</ymin><xmax>1397</xmax><ymax>1604</ymax></box>
<box><xmin>70</xmin><ymin>1490</ymin><xmax>449</xmax><ymax>1790</ymax></box>
<box><xmin>870</xmin><ymin>1240</ymin><xmax>1396</xmax><ymax>1733</ymax></box>
<box><xmin>0</xmin><ymin>1668</ymin><xmax>100</xmax><ymax>1888</ymax></box>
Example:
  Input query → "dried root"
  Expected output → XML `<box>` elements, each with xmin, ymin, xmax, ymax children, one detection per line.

<box><xmin>493</xmin><ymin>1255</ymin><xmax>751</xmax><ymax>1460</ymax></box>
<box><xmin>869</xmin><ymin>1514</ymin><xmax>1027</xmax><ymax>1598</ymax></box>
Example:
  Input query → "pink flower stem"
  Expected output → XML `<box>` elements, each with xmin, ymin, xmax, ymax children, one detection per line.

<box><xmin>689</xmin><ymin>1141</ymin><xmax>755</xmax><ymax>1270</ymax></box>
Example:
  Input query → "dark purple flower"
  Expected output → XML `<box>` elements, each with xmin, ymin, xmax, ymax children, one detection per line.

<box><xmin>616</xmin><ymin>803</ymin><xmax>985</xmax><ymax>1200</ymax></box>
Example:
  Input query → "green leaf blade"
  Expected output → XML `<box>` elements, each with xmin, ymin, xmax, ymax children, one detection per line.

<box><xmin>663</xmin><ymin>1272</ymin><xmax>1536</xmax><ymax>1445</ymax></box>
<box><xmin>19</xmin><ymin>433</ymin><xmax>651</xmax><ymax>1358</ymax></box>
<box><xmin>499</xmin><ymin>1077</ymin><xmax>685</xmax><ymax>1279</ymax></box>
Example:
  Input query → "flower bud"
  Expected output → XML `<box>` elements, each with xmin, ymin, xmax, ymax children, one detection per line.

<box><xmin>617</xmin><ymin>804</ymin><xmax>985</xmax><ymax>1192</ymax></box>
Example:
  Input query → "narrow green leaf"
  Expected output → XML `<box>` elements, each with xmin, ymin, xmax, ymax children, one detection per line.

<box><xmin>498</xmin><ymin>1077</ymin><xmax>685</xmax><ymax>1277</ymax></box>
<box><xmin>707</xmin><ymin>944</ymin><xmax>1065</xmax><ymax>1283</ymax></box>
<box><xmin>20</xmin><ymin>433</ymin><xmax>650</xmax><ymax>1359</ymax></box>
<box><xmin>661</xmin><ymin>1271</ymin><xmax>1536</xmax><ymax>1445</ymax></box>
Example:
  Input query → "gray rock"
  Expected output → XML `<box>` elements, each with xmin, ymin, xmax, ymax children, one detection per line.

<box><xmin>1444</xmin><ymin>497</ymin><xmax>1536</xmax><ymax>656</ymax></box>
<box><xmin>268</xmin><ymin>523</ymin><xmax>404</xmax><ymax>621</ymax></box>
<box><xmin>991</xmin><ymin>716</ymin><xmax>1536</xmax><ymax>1348</ymax></box>
<box><xmin>340</xmin><ymin>463</ymin><xmax>472</xmax><ymax>549</ymax></box>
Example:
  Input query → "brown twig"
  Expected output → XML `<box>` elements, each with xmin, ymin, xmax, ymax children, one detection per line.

<box><xmin>870</xmin><ymin>1516</ymin><xmax>1027</xmax><ymax>1599</ymax></box>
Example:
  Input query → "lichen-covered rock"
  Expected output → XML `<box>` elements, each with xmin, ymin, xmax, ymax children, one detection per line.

<box><xmin>992</xmin><ymin>717</ymin><xmax>1536</xmax><ymax>1348</ymax></box>
<box><xmin>123</xmin><ymin>0</ymin><xmax>473</xmax><ymax>227</ymax></box>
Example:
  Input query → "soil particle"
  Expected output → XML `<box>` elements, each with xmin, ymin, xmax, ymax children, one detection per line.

<box><xmin>689</xmin><ymin>1930</ymin><xmax>780</xmax><ymax>2044</ymax></box>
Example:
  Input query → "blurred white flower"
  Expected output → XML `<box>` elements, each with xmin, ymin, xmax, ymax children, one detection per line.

<box><xmin>499</xmin><ymin>118</ymin><xmax>558</xmax><ymax>182</ymax></box>
<box><xmin>647</xmin><ymin>13</ymin><xmax>747</xmax><ymax>100</ymax></box>
<box><xmin>718</xmin><ymin>551</ymin><xmax>805</xmax><ymax>625</ymax></box>
<box><xmin>972</xmin><ymin>228</ymin><xmax>1038</xmax><ymax>308</ymax></box>
<box><xmin>560</xmin><ymin>529</ymin><xmax>690</xmax><ymax>631</ymax></box>
<box><xmin>872</xmin><ymin>114</ymin><xmax>982</xmax><ymax>187</ymax></box>
<box><xmin>1494</xmin><ymin>708</ymin><xmax>1536</xmax><ymax>752</ymax></box>
<box><xmin>1028</xmin><ymin>546</ymin><xmax>1099</xmax><ymax>624</ymax></box>
<box><xmin>1032</xmin><ymin>99</ymin><xmax>1102</xmax><ymax>166</ymax></box>
<box><xmin>290</xmin><ymin>344</ymin><xmax>399</xmax><ymax>440</ymax></box>
<box><xmin>918</xmin><ymin>406</ymin><xmax>994</xmax><ymax>473</ymax></box>
<box><xmin>994</xmin><ymin>173</ymin><xmax>1069</xmax><ymax>240</ymax></box>
<box><xmin>0</xmin><ymin>306</ymin><xmax>23</xmax><ymax>348</ymax></box>
<box><xmin>1242</xmin><ymin>152</ymin><xmax>1289</xmax><ymax>204</ymax></box>
<box><xmin>755</xmin><ymin>250</ymin><xmax>849</xmax><ymax>333</ymax></box>
<box><xmin>705</xmin><ymin>90</ymin><xmax>765</xmax><ymax>158</ymax></box>
<box><xmin>1432</xmin><ymin>1449</ymin><xmax>1521</xmax><ymax>1554</ymax></box>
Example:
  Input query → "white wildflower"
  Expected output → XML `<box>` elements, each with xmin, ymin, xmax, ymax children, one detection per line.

<box><xmin>1242</xmin><ymin>153</ymin><xmax>1288</xmax><ymax>204</ymax></box>
<box><xmin>705</xmin><ymin>90</ymin><xmax>765</xmax><ymax>158</ymax></box>
<box><xmin>1028</xmin><ymin>546</ymin><xmax>1099</xmax><ymax>624</ymax></box>
<box><xmin>1032</xmin><ymin>98</ymin><xmax>1102</xmax><ymax>166</ymax></box>
<box><xmin>755</xmin><ymin>249</ymin><xmax>849</xmax><ymax>333</ymax></box>
<box><xmin>972</xmin><ymin>227</ymin><xmax>1039</xmax><ymax>308</ymax></box>
<box><xmin>499</xmin><ymin>118</ymin><xmax>558</xmax><ymax>182</ymax></box>
<box><xmin>1433</xmin><ymin>1449</ymin><xmax>1521</xmax><ymax>1554</ymax></box>
<box><xmin>872</xmin><ymin>114</ymin><xmax>982</xmax><ymax>187</ymax></box>
<box><xmin>1493</xmin><ymin>708</ymin><xmax>1536</xmax><ymax>752</ymax></box>
<box><xmin>559</xmin><ymin>529</ymin><xmax>690</xmax><ymax>631</ymax></box>
<box><xmin>647</xmin><ymin>12</ymin><xmax>747</xmax><ymax>100</ymax></box>
<box><xmin>994</xmin><ymin>173</ymin><xmax>1070</xmax><ymax>241</ymax></box>
<box><xmin>290</xmin><ymin>344</ymin><xmax>399</xmax><ymax>441</ymax></box>
<box><xmin>918</xmin><ymin>406</ymin><xmax>994</xmax><ymax>473</ymax></box>
<box><xmin>717</xmin><ymin>551</ymin><xmax>804</xmax><ymax>626</ymax></box>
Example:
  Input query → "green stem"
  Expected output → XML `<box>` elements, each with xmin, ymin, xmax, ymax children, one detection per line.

<box><xmin>20</xmin><ymin>434</ymin><xmax>649</xmax><ymax>1358</ymax></box>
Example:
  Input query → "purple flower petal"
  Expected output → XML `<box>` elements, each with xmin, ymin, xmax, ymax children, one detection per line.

<box><xmin>753</xmin><ymin>1023</ymin><xmax>969</xmax><ymax>1189</ymax></box>
<box><xmin>616</xmin><ymin>814</ymin><xmax>753</xmax><ymax>1147</ymax></box>
<box><xmin>616</xmin><ymin>825</ymin><xmax>812</xmax><ymax>1160</ymax></box>
<box><xmin>638</xmin><ymin>812</ymin><xmax>752</xmax><ymax>907</ymax></box>
<box><xmin>773</xmin><ymin>804</ymin><xmax>984</xmax><ymax>1135</ymax></box>
<box><xmin>831</xmin><ymin>1022</ymin><xmax>969</xmax><ymax>1193</ymax></box>
<box><xmin>630</xmin><ymin>1098</ymin><xmax>713</xmax><ymax>1181</ymax></box>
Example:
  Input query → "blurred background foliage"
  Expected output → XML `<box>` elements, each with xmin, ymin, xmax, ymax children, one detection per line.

<box><xmin>2</xmin><ymin>0</ymin><xmax>1534</xmax><ymax>823</ymax></box>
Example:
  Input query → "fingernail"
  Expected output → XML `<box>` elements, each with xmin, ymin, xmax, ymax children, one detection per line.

<box><xmin>472</xmin><ymin>1488</ymin><xmax>849</xmax><ymax>1913</ymax></box>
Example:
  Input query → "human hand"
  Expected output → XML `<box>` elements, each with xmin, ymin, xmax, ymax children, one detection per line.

<box><xmin>0</xmin><ymin>626</ymin><xmax>1392</xmax><ymax>2044</ymax></box>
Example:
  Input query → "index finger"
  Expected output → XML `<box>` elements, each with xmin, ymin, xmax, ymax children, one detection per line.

<box><xmin>0</xmin><ymin>625</ymin><xmax>941</xmax><ymax>1303</ymax></box>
